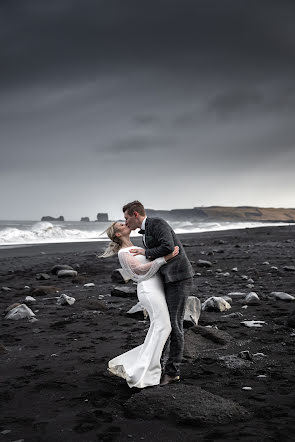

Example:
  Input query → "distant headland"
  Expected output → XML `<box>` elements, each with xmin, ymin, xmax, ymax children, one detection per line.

<box><xmin>145</xmin><ymin>206</ymin><xmax>295</xmax><ymax>223</ymax></box>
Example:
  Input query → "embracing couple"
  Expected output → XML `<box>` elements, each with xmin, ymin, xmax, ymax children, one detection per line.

<box><xmin>101</xmin><ymin>200</ymin><xmax>194</xmax><ymax>388</ymax></box>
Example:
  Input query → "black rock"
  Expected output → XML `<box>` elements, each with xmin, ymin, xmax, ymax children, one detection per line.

<box><xmin>36</xmin><ymin>273</ymin><xmax>50</xmax><ymax>280</ymax></box>
<box><xmin>197</xmin><ymin>259</ymin><xmax>213</xmax><ymax>268</ymax></box>
<box><xmin>125</xmin><ymin>384</ymin><xmax>250</xmax><ymax>425</ymax></box>
<box><xmin>50</xmin><ymin>265</ymin><xmax>74</xmax><ymax>275</ymax></box>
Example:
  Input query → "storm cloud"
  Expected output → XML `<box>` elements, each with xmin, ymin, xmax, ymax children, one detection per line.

<box><xmin>1</xmin><ymin>0</ymin><xmax>295</xmax><ymax>219</ymax></box>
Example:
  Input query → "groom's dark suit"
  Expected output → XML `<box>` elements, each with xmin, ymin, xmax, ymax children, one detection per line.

<box><xmin>141</xmin><ymin>217</ymin><xmax>194</xmax><ymax>377</ymax></box>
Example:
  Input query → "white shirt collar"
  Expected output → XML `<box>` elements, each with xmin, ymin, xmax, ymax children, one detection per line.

<box><xmin>141</xmin><ymin>216</ymin><xmax>147</xmax><ymax>230</ymax></box>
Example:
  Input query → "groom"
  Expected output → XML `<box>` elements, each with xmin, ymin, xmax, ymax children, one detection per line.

<box><xmin>123</xmin><ymin>200</ymin><xmax>194</xmax><ymax>386</ymax></box>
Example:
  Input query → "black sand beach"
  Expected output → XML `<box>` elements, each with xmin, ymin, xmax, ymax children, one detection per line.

<box><xmin>1</xmin><ymin>226</ymin><xmax>295</xmax><ymax>441</ymax></box>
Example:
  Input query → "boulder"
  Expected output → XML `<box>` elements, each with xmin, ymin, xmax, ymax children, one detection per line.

<box><xmin>244</xmin><ymin>292</ymin><xmax>260</xmax><ymax>305</ymax></box>
<box><xmin>80</xmin><ymin>217</ymin><xmax>90</xmax><ymax>222</ymax></box>
<box><xmin>124</xmin><ymin>384</ymin><xmax>250</xmax><ymax>425</ymax></box>
<box><xmin>184</xmin><ymin>296</ymin><xmax>201</xmax><ymax>326</ymax></box>
<box><xmin>202</xmin><ymin>297</ymin><xmax>231</xmax><ymax>312</ymax></box>
<box><xmin>111</xmin><ymin>268</ymin><xmax>131</xmax><ymax>283</ymax></box>
<box><xmin>5</xmin><ymin>304</ymin><xmax>36</xmax><ymax>321</ymax></box>
<box><xmin>269</xmin><ymin>292</ymin><xmax>295</xmax><ymax>302</ymax></box>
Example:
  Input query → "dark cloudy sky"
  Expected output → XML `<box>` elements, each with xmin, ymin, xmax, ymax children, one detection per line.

<box><xmin>1</xmin><ymin>0</ymin><xmax>295</xmax><ymax>220</ymax></box>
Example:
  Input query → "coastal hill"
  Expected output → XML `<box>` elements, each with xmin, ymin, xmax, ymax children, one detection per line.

<box><xmin>146</xmin><ymin>206</ymin><xmax>295</xmax><ymax>222</ymax></box>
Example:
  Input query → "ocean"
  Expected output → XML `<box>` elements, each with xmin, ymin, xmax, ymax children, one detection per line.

<box><xmin>0</xmin><ymin>219</ymin><xmax>290</xmax><ymax>247</ymax></box>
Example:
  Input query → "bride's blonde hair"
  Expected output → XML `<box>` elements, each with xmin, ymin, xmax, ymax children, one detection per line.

<box><xmin>99</xmin><ymin>222</ymin><xmax>122</xmax><ymax>258</ymax></box>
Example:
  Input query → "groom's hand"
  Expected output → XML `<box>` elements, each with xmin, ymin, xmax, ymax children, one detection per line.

<box><xmin>130</xmin><ymin>248</ymin><xmax>145</xmax><ymax>256</ymax></box>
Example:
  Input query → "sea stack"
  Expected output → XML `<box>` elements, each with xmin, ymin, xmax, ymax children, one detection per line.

<box><xmin>41</xmin><ymin>216</ymin><xmax>65</xmax><ymax>221</ymax></box>
<box><xmin>96</xmin><ymin>213</ymin><xmax>108</xmax><ymax>222</ymax></box>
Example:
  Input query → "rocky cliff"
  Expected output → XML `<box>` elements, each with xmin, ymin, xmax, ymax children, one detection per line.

<box><xmin>146</xmin><ymin>206</ymin><xmax>295</xmax><ymax>222</ymax></box>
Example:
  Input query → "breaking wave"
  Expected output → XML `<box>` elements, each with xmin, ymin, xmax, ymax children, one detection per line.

<box><xmin>0</xmin><ymin>220</ymin><xmax>290</xmax><ymax>246</ymax></box>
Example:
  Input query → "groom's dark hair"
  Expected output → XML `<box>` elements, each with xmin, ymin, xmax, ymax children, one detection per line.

<box><xmin>123</xmin><ymin>200</ymin><xmax>146</xmax><ymax>216</ymax></box>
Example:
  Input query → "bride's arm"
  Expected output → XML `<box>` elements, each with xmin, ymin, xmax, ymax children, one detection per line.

<box><xmin>118</xmin><ymin>250</ymin><xmax>166</xmax><ymax>282</ymax></box>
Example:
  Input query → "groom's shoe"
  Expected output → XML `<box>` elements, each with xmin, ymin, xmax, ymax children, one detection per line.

<box><xmin>160</xmin><ymin>374</ymin><xmax>180</xmax><ymax>386</ymax></box>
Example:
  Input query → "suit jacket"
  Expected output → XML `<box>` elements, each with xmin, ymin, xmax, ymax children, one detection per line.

<box><xmin>143</xmin><ymin>217</ymin><xmax>194</xmax><ymax>283</ymax></box>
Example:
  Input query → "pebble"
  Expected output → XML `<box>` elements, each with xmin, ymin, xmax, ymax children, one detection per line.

<box><xmin>57</xmin><ymin>294</ymin><xmax>76</xmax><ymax>306</ymax></box>
<box><xmin>25</xmin><ymin>296</ymin><xmax>36</xmax><ymax>303</ymax></box>
<box><xmin>242</xmin><ymin>386</ymin><xmax>252</xmax><ymax>391</ymax></box>
<box><xmin>197</xmin><ymin>259</ymin><xmax>212</xmax><ymax>268</ymax></box>
<box><xmin>232</xmin><ymin>267</ymin><xmax>238</xmax><ymax>272</ymax></box>
<box><xmin>36</xmin><ymin>273</ymin><xmax>50</xmax><ymax>280</ymax></box>
<box><xmin>50</xmin><ymin>264</ymin><xmax>74</xmax><ymax>274</ymax></box>
<box><xmin>227</xmin><ymin>292</ymin><xmax>246</xmax><ymax>298</ymax></box>
<box><xmin>222</xmin><ymin>312</ymin><xmax>243</xmax><ymax>318</ymax></box>
<box><xmin>257</xmin><ymin>375</ymin><xmax>267</xmax><ymax>378</ymax></box>
<box><xmin>241</xmin><ymin>275</ymin><xmax>248</xmax><ymax>280</ymax></box>
<box><xmin>262</xmin><ymin>261</ymin><xmax>270</xmax><ymax>265</ymax></box>
<box><xmin>57</xmin><ymin>270</ymin><xmax>78</xmax><ymax>278</ymax></box>
<box><xmin>84</xmin><ymin>283</ymin><xmax>95</xmax><ymax>287</ymax></box>
<box><xmin>283</xmin><ymin>266</ymin><xmax>295</xmax><ymax>272</ymax></box>
<box><xmin>1</xmin><ymin>430</ymin><xmax>11</xmax><ymax>434</ymax></box>
<box><xmin>1</xmin><ymin>286</ymin><xmax>12</xmax><ymax>291</ymax></box>
<box><xmin>241</xmin><ymin>320</ymin><xmax>266</xmax><ymax>328</ymax></box>
<box><xmin>238</xmin><ymin>350</ymin><xmax>252</xmax><ymax>360</ymax></box>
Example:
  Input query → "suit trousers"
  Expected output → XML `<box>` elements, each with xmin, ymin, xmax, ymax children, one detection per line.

<box><xmin>161</xmin><ymin>277</ymin><xmax>193</xmax><ymax>377</ymax></box>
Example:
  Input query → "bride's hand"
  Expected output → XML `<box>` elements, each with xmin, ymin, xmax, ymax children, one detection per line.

<box><xmin>130</xmin><ymin>248</ymin><xmax>145</xmax><ymax>256</ymax></box>
<box><xmin>164</xmin><ymin>246</ymin><xmax>179</xmax><ymax>261</ymax></box>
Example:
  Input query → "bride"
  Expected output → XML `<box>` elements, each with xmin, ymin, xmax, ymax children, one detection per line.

<box><xmin>100</xmin><ymin>221</ymin><xmax>179</xmax><ymax>388</ymax></box>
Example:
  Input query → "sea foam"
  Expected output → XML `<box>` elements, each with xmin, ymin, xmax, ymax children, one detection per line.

<box><xmin>0</xmin><ymin>220</ymin><xmax>290</xmax><ymax>246</ymax></box>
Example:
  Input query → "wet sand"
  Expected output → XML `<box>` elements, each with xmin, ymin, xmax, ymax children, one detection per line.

<box><xmin>1</xmin><ymin>225</ymin><xmax>295</xmax><ymax>441</ymax></box>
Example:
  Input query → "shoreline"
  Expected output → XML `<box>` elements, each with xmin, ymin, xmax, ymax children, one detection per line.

<box><xmin>0</xmin><ymin>224</ymin><xmax>294</xmax><ymax>258</ymax></box>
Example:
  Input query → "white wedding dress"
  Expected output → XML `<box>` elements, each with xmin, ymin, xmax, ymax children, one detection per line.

<box><xmin>108</xmin><ymin>246</ymin><xmax>171</xmax><ymax>388</ymax></box>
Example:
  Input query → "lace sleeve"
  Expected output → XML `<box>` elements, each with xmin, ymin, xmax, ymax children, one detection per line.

<box><xmin>118</xmin><ymin>250</ymin><xmax>166</xmax><ymax>282</ymax></box>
